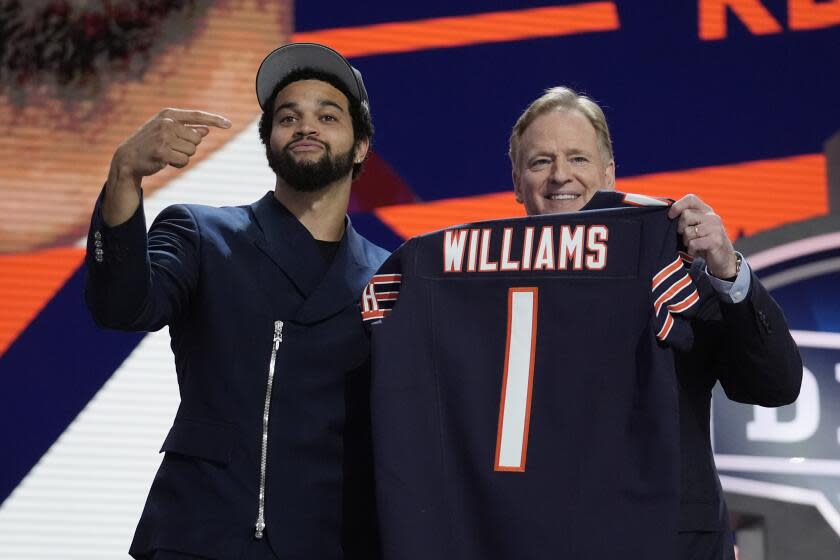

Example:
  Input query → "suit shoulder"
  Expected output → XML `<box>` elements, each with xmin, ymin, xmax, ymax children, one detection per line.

<box><xmin>158</xmin><ymin>202</ymin><xmax>253</xmax><ymax>231</ymax></box>
<box><xmin>360</xmin><ymin>236</ymin><xmax>391</xmax><ymax>270</ymax></box>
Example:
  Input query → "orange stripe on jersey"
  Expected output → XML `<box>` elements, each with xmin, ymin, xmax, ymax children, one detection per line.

<box><xmin>652</xmin><ymin>256</ymin><xmax>683</xmax><ymax>291</ymax></box>
<box><xmin>656</xmin><ymin>291</ymin><xmax>699</xmax><ymax>342</ymax></box>
<box><xmin>668</xmin><ymin>290</ymin><xmax>700</xmax><ymax>314</ymax></box>
<box><xmin>654</xmin><ymin>275</ymin><xmax>692</xmax><ymax>316</ymax></box>
<box><xmin>678</xmin><ymin>251</ymin><xmax>695</xmax><ymax>265</ymax></box>
<box><xmin>372</xmin><ymin>274</ymin><xmax>402</xmax><ymax>284</ymax></box>
<box><xmin>622</xmin><ymin>192</ymin><xmax>671</xmax><ymax>207</ymax></box>
<box><xmin>292</xmin><ymin>3</ymin><xmax>620</xmax><ymax>58</ymax></box>
<box><xmin>362</xmin><ymin>309</ymin><xmax>391</xmax><ymax>321</ymax></box>
<box><xmin>656</xmin><ymin>313</ymin><xmax>675</xmax><ymax>341</ymax></box>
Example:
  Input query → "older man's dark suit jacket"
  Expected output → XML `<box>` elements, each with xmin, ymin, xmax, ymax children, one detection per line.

<box><xmin>85</xmin><ymin>191</ymin><xmax>388</xmax><ymax>560</ymax></box>
<box><xmin>579</xmin><ymin>191</ymin><xmax>801</xmax><ymax>556</ymax></box>
<box><xmin>676</xmin><ymin>265</ymin><xmax>802</xmax><ymax>556</ymax></box>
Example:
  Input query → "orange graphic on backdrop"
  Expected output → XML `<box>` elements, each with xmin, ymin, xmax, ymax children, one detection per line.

<box><xmin>293</xmin><ymin>2</ymin><xmax>620</xmax><ymax>57</ymax></box>
<box><xmin>0</xmin><ymin>248</ymin><xmax>84</xmax><ymax>356</ymax></box>
<box><xmin>375</xmin><ymin>154</ymin><xmax>828</xmax><ymax>240</ymax></box>
<box><xmin>789</xmin><ymin>0</ymin><xmax>840</xmax><ymax>31</ymax></box>
<box><xmin>699</xmin><ymin>0</ymin><xmax>840</xmax><ymax>39</ymax></box>
<box><xmin>0</xmin><ymin>157</ymin><xmax>828</xmax><ymax>359</ymax></box>
<box><xmin>1</xmin><ymin>3</ymin><xmax>830</xmax><ymax>357</ymax></box>
<box><xmin>699</xmin><ymin>0</ymin><xmax>783</xmax><ymax>40</ymax></box>
<box><xmin>1</xmin><ymin>2</ymin><xmax>620</xmax><ymax>255</ymax></box>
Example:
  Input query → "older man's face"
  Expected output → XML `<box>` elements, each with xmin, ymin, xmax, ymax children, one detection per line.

<box><xmin>513</xmin><ymin>109</ymin><xmax>615</xmax><ymax>215</ymax></box>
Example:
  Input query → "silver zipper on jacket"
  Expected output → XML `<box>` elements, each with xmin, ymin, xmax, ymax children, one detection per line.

<box><xmin>255</xmin><ymin>320</ymin><xmax>283</xmax><ymax>539</ymax></box>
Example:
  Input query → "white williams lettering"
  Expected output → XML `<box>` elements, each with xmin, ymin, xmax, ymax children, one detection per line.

<box><xmin>443</xmin><ymin>224</ymin><xmax>611</xmax><ymax>273</ymax></box>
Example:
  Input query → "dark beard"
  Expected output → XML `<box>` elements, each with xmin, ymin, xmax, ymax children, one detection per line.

<box><xmin>267</xmin><ymin>141</ymin><xmax>356</xmax><ymax>193</ymax></box>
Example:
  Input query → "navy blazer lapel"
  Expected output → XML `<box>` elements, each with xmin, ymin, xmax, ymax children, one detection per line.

<box><xmin>295</xmin><ymin>218</ymin><xmax>372</xmax><ymax>324</ymax></box>
<box><xmin>250</xmin><ymin>192</ymin><xmax>326</xmax><ymax>297</ymax></box>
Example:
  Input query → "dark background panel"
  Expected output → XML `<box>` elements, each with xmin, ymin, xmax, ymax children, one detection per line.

<box><xmin>339</xmin><ymin>2</ymin><xmax>840</xmax><ymax>201</ymax></box>
<box><xmin>295</xmin><ymin>0</ymin><xmax>572</xmax><ymax>31</ymax></box>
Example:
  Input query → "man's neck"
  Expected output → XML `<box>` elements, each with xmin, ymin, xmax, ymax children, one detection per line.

<box><xmin>273</xmin><ymin>178</ymin><xmax>351</xmax><ymax>241</ymax></box>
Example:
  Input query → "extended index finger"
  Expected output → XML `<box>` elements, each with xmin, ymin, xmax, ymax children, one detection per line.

<box><xmin>159</xmin><ymin>108</ymin><xmax>231</xmax><ymax>129</ymax></box>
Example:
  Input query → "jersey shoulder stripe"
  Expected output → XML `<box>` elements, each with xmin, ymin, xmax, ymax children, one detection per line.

<box><xmin>622</xmin><ymin>192</ymin><xmax>672</xmax><ymax>207</ymax></box>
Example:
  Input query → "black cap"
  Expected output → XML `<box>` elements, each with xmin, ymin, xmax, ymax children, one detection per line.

<box><xmin>255</xmin><ymin>43</ymin><xmax>368</xmax><ymax>110</ymax></box>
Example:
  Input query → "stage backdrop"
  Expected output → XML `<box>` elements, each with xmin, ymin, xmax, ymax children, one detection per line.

<box><xmin>1</xmin><ymin>1</ymin><xmax>838</xmax><ymax>557</ymax></box>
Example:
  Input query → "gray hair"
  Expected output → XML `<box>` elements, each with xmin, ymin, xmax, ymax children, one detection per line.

<box><xmin>508</xmin><ymin>86</ymin><xmax>614</xmax><ymax>168</ymax></box>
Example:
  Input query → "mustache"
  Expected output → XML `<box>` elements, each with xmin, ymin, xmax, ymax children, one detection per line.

<box><xmin>284</xmin><ymin>137</ymin><xmax>329</xmax><ymax>151</ymax></box>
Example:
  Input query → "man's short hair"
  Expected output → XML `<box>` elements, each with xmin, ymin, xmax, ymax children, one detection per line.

<box><xmin>258</xmin><ymin>68</ymin><xmax>374</xmax><ymax>180</ymax></box>
<box><xmin>508</xmin><ymin>86</ymin><xmax>613</xmax><ymax>168</ymax></box>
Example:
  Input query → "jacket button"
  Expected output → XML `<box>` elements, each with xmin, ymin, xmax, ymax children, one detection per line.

<box><xmin>757</xmin><ymin>310</ymin><xmax>772</xmax><ymax>334</ymax></box>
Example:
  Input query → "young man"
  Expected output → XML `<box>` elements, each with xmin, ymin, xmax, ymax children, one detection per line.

<box><xmin>508</xmin><ymin>86</ymin><xmax>802</xmax><ymax>559</ymax></box>
<box><xmin>85</xmin><ymin>43</ymin><xmax>387</xmax><ymax>560</ymax></box>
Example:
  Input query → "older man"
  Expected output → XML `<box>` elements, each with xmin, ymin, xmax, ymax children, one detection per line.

<box><xmin>509</xmin><ymin>86</ymin><xmax>802</xmax><ymax>559</ymax></box>
<box><xmin>85</xmin><ymin>43</ymin><xmax>387</xmax><ymax>559</ymax></box>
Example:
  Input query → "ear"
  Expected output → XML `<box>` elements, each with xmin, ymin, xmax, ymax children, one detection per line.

<box><xmin>604</xmin><ymin>160</ymin><xmax>616</xmax><ymax>190</ymax></box>
<box><xmin>354</xmin><ymin>137</ymin><xmax>370</xmax><ymax>164</ymax></box>
<box><xmin>512</xmin><ymin>169</ymin><xmax>524</xmax><ymax>204</ymax></box>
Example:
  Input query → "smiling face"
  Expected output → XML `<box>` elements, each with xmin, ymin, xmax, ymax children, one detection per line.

<box><xmin>267</xmin><ymin>78</ymin><xmax>368</xmax><ymax>191</ymax></box>
<box><xmin>512</xmin><ymin>109</ymin><xmax>615</xmax><ymax>215</ymax></box>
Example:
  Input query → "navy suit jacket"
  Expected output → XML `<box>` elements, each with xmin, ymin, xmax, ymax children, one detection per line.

<box><xmin>85</xmin><ymin>191</ymin><xmax>388</xmax><ymax>560</ymax></box>
<box><xmin>676</xmin><ymin>267</ymin><xmax>802</xmax><ymax>536</ymax></box>
<box><xmin>581</xmin><ymin>192</ymin><xmax>802</xmax><ymax>542</ymax></box>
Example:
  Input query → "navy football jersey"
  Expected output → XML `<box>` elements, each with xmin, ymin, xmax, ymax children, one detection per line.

<box><xmin>362</xmin><ymin>191</ymin><xmax>701</xmax><ymax>559</ymax></box>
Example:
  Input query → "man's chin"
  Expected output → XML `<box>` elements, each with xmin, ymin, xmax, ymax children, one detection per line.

<box><xmin>555</xmin><ymin>200</ymin><xmax>587</xmax><ymax>213</ymax></box>
<box><xmin>284</xmin><ymin>180</ymin><xmax>333</xmax><ymax>194</ymax></box>
<box><xmin>288</xmin><ymin>151</ymin><xmax>325</xmax><ymax>162</ymax></box>
<box><xmin>268</xmin><ymin>145</ymin><xmax>355</xmax><ymax>193</ymax></box>
<box><xmin>529</xmin><ymin>199</ymin><xmax>587</xmax><ymax>215</ymax></box>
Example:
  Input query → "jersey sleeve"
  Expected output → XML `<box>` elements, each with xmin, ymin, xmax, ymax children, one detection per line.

<box><xmin>650</xmin><ymin>216</ymin><xmax>701</xmax><ymax>351</ymax></box>
<box><xmin>360</xmin><ymin>244</ymin><xmax>404</xmax><ymax>325</ymax></box>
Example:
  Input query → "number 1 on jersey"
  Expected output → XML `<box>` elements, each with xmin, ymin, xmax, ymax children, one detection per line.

<box><xmin>494</xmin><ymin>287</ymin><xmax>539</xmax><ymax>472</ymax></box>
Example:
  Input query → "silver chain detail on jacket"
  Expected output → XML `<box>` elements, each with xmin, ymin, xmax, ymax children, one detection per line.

<box><xmin>255</xmin><ymin>320</ymin><xmax>283</xmax><ymax>539</ymax></box>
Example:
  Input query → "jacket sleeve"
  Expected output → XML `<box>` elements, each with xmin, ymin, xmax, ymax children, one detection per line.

<box><xmin>694</xmin><ymin>269</ymin><xmax>803</xmax><ymax>407</ymax></box>
<box><xmin>84</xmin><ymin>188</ymin><xmax>200</xmax><ymax>332</ymax></box>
